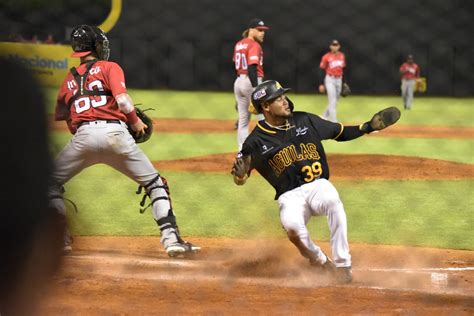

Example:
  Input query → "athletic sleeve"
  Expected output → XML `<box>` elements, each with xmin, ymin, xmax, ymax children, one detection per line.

<box><xmin>240</xmin><ymin>137</ymin><xmax>258</xmax><ymax>171</ymax></box>
<box><xmin>248</xmin><ymin>64</ymin><xmax>258</xmax><ymax>87</ymax></box>
<box><xmin>399</xmin><ymin>64</ymin><xmax>405</xmax><ymax>73</ymax></box>
<box><xmin>54</xmin><ymin>79</ymin><xmax>71</xmax><ymax>121</ymax></box>
<box><xmin>240</xmin><ymin>140</ymin><xmax>254</xmax><ymax>158</ymax></box>
<box><xmin>247</xmin><ymin>42</ymin><xmax>262</xmax><ymax>65</ymax></box>
<box><xmin>106</xmin><ymin>62</ymin><xmax>127</xmax><ymax>97</ymax></box>
<box><xmin>307</xmin><ymin>113</ymin><xmax>364</xmax><ymax>141</ymax></box>
<box><xmin>334</xmin><ymin>125</ymin><xmax>365</xmax><ymax>141</ymax></box>
<box><xmin>307</xmin><ymin>113</ymin><xmax>344</xmax><ymax>140</ymax></box>
<box><xmin>319</xmin><ymin>54</ymin><xmax>328</xmax><ymax>70</ymax></box>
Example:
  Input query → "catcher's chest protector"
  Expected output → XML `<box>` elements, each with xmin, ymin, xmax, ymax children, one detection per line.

<box><xmin>69</xmin><ymin>60</ymin><xmax>112</xmax><ymax>101</ymax></box>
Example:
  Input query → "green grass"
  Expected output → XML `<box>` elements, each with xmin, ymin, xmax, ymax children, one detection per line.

<box><xmin>44</xmin><ymin>88</ymin><xmax>473</xmax><ymax>250</ymax></box>
<box><xmin>63</xmin><ymin>168</ymin><xmax>473</xmax><ymax>250</ymax></box>
<box><xmin>43</xmin><ymin>87</ymin><xmax>474</xmax><ymax>127</ymax></box>
<box><xmin>51</xmin><ymin>131</ymin><xmax>474</xmax><ymax>164</ymax></box>
<box><xmin>323</xmin><ymin>137</ymin><xmax>474</xmax><ymax>164</ymax></box>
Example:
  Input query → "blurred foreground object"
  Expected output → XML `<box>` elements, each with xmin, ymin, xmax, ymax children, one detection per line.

<box><xmin>0</xmin><ymin>58</ymin><xmax>64</xmax><ymax>315</ymax></box>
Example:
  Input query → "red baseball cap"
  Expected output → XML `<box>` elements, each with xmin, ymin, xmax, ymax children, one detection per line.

<box><xmin>248</xmin><ymin>18</ymin><xmax>269</xmax><ymax>30</ymax></box>
<box><xmin>70</xmin><ymin>51</ymin><xmax>93</xmax><ymax>58</ymax></box>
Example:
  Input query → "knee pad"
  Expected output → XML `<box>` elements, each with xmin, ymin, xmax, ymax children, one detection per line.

<box><xmin>136</xmin><ymin>175</ymin><xmax>173</xmax><ymax>214</ymax></box>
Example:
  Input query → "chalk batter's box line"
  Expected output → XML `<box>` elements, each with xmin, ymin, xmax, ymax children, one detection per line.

<box><xmin>356</xmin><ymin>267</ymin><xmax>474</xmax><ymax>272</ymax></box>
<box><xmin>67</xmin><ymin>254</ymin><xmax>474</xmax><ymax>272</ymax></box>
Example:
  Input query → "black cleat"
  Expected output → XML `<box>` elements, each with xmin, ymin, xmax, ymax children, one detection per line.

<box><xmin>166</xmin><ymin>241</ymin><xmax>201</xmax><ymax>257</ymax></box>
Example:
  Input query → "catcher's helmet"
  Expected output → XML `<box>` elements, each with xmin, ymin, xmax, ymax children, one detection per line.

<box><xmin>251</xmin><ymin>80</ymin><xmax>294</xmax><ymax>113</ymax></box>
<box><xmin>70</xmin><ymin>25</ymin><xmax>110</xmax><ymax>60</ymax></box>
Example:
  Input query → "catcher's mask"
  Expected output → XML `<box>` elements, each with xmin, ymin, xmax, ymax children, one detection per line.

<box><xmin>251</xmin><ymin>80</ymin><xmax>294</xmax><ymax>113</ymax></box>
<box><xmin>70</xmin><ymin>25</ymin><xmax>110</xmax><ymax>60</ymax></box>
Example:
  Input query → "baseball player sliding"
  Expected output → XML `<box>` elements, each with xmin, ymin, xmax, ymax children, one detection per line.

<box><xmin>318</xmin><ymin>40</ymin><xmax>350</xmax><ymax>122</ymax></box>
<box><xmin>232</xmin><ymin>80</ymin><xmax>400</xmax><ymax>284</ymax></box>
<box><xmin>49</xmin><ymin>25</ymin><xmax>200</xmax><ymax>257</ymax></box>
<box><xmin>233</xmin><ymin>18</ymin><xmax>269</xmax><ymax>150</ymax></box>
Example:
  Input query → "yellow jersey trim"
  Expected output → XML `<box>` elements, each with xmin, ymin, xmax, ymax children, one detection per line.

<box><xmin>333</xmin><ymin>123</ymin><xmax>344</xmax><ymax>139</ymax></box>
<box><xmin>257</xmin><ymin>122</ymin><xmax>277</xmax><ymax>134</ymax></box>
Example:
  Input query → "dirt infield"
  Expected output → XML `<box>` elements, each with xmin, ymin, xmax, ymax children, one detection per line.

<box><xmin>37</xmin><ymin>237</ymin><xmax>474</xmax><ymax>315</ymax></box>
<box><xmin>44</xmin><ymin>118</ymin><xmax>473</xmax><ymax>314</ymax></box>
<box><xmin>49</xmin><ymin>117</ymin><xmax>474</xmax><ymax>139</ymax></box>
<box><xmin>154</xmin><ymin>153</ymin><xmax>474</xmax><ymax>180</ymax></box>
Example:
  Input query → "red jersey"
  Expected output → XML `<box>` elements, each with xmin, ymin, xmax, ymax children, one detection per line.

<box><xmin>319</xmin><ymin>52</ymin><xmax>346</xmax><ymax>77</ymax></box>
<box><xmin>400</xmin><ymin>62</ymin><xmax>420</xmax><ymax>80</ymax></box>
<box><xmin>233</xmin><ymin>38</ymin><xmax>264</xmax><ymax>77</ymax></box>
<box><xmin>55</xmin><ymin>60</ymin><xmax>128</xmax><ymax>132</ymax></box>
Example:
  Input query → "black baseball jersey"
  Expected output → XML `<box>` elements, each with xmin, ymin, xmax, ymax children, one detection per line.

<box><xmin>240</xmin><ymin>111</ymin><xmax>358</xmax><ymax>199</ymax></box>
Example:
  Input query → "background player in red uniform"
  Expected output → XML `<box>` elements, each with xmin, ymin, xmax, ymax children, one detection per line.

<box><xmin>318</xmin><ymin>40</ymin><xmax>347</xmax><ymax>122</ymax></box>
<box><xmin>399</xmin><ymin>54</ymin><xmax>420</xmax><ymax>110</ymax></box>
<box><xmin>233</xmin><ymin>18</ymin><xmax>269</xmax><ymax>150</ymax></box>
<box><xmin>49</xmin><ymin>25</ymin><xmax>200</xmax><ymax>257</ymax></box>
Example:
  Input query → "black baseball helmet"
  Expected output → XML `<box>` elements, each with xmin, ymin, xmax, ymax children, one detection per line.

<box><xmin>70</xmin><ymin>25</ymin><xmax>110</xmax><ymax>60</ymax></box>
<box><xmin>251</xmin><ymin>80</ymin><xmax>294</xmax><ymax>113</ymax></box>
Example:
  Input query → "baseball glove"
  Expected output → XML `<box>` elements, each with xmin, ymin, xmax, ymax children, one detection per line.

<box><xmin>415</xmin><ymin>77</ymin><xmax>427</xmax><ymax>93</ymax></box>
<box><xmin>128</xmin><ymin>106</ymin><xmax>154</xmax><ymax>143</ymax></box>
<box><xmin>231</xmin><ymin>154</ymin><xmax>251</xmax><ymax>185</ymax></box>
<box><xmin>361</xmin><ymin>106</ymin><xmax>401</xmax><ymax>133</ymax></box>
<box><xmin>341</xmin><ymin>83</ymin><xmax>351</xmax><ymax>97</ymax></box>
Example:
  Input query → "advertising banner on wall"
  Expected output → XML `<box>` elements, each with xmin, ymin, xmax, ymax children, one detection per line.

<box><xmin>0</xmin><ymin>42</ymin><xmax>79</xmax><ymax>87</ymax></box>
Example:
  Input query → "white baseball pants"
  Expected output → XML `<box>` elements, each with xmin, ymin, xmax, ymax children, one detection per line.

<box><xmin>401</xmin><ymin>79</ymin><xmax>415</xmax><ymax>109</ymax></box>
<box><xmin>322</xmin><ymin>75</ymin><xmax>342</xmax><ymax>122</ymax></box>
<box><xmin>278</xmin><ymin>179</ymin><xmax>351</xmax><ymax>268</ymax></box>
<box><xmin>48</xmin><ymin>121</ymin><xmax>178</xmax><ymax>247</ymax></box>
<box><xmin>234</xmin><ymin>75</ymin><xmax>262</xmax><ymax>150</ymax></box>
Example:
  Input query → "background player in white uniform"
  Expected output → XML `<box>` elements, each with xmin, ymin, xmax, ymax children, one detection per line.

<box><xmin>49</xmin><ymin>25</ymin><xmax>199</xmax><ymax>257</ymax></box>
<box><xmin>233</xmin><ymin>18</ymin><xmax>269</xmax><ymax>150</ymax></box>
<box><xmin>232</xmin><ymin>80</ymin><xmax>401</xmax><ymax>284</ymax></box>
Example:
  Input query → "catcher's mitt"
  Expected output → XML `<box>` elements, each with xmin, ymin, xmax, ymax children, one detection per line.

<box><xmin>128</xmin><ymin>106</ymin><xmax>154</xmax><ymax>143</ymax></box>
<box><xmin>415</xmin><ymin>77</ymin><xmax>427</xmax><ymax>93</ymax></box>
<box><xmin>340</xmin><ymin>83</ymin><xmax>351</xmax><ymax>97</ymax></box>
<box><xmin>361</xmin><ymin>106</ymin><xmax>401</xmax><ymax>133</ymax></box>
<box><xmin>231</xmin><ymin>154</ymin><xmax>251</xmax><ymax>185</ymax></box>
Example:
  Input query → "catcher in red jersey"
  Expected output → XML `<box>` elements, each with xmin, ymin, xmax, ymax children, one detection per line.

<box><xmin>233</xmin><ymin>18</ymin><xmax>269</xmax><ymax>150</ymax></box>
<box><xmin>318</xmin><ymin>39</ymin><xmax>349</xmax><ymax>122</ymax></box>
<box><xmin>49</xmin><ymin>25</ymin><xmax>200</xmax><ymax>257</ymax></box>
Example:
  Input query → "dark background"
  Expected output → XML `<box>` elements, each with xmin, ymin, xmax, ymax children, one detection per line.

<box><xmin>1</xmin><ymin>0</ymin><xmax>473</xmax><ymax>95</ymax></box>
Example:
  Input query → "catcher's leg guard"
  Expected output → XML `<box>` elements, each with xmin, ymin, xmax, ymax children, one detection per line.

<box><xmin>139</xmin><ymin>175</ymin><xmax>200</xmax><ymax>256</ymax></box>
<box><xmin>48</xmin><ymin>184</ymin><xmax>73</xmax><ymax>251</ymax></box>
<box><xmin>157</xmin><ymin>213</ymin><xmax>200</xmax><ymax>257</ymax></box>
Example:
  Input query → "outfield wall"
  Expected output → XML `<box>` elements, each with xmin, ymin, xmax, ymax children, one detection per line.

<box><xmin>1</xmin><ymin>0</ymin><xmax>472</xmax><ymax>95</ymax></box>
<box><xmin>0</xmin><ymin>42</ymin><xmax>78</xmax><ymax>87</ymax></box>
<box><xmin>107</xmin><ymin>0</ymin><xmax>473</xmax><ymax>96</ymax></box>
